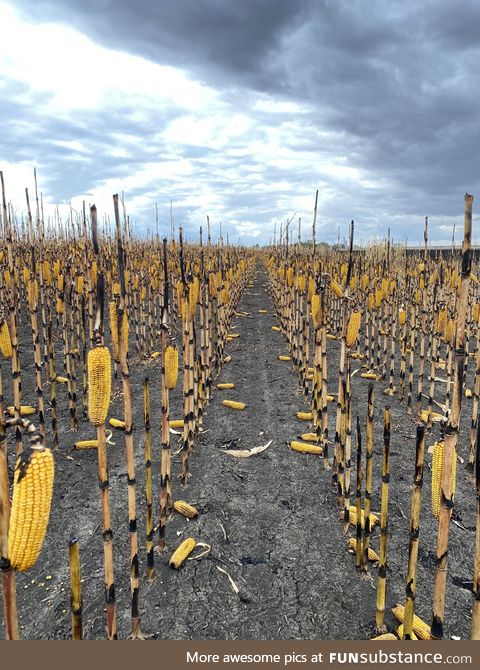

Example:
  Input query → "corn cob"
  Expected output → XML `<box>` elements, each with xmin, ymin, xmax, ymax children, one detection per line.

<box><xmin>347</xmin><ymin>537</ymin><xmax>379</xmax><ymax>562</ymax></box>
<box><xmin>0</xmin><ymin>320</ymin><xmax>13</xmax><ymax>358</ymax></box>
<box><xmin>6</xmin><ymin>406</ymin><xmax>37</xmax><ymax>416</ymax></box>
<box><xmin>371</xmin><ymin>633</ymin><xmax>397</xmax><ymax>641</ymax></box>
<box><xmin>361</xmin><ymin>373</ymin><xmax>378</xmax><ymax>380</ymax></box>
<box><xmin>397</xmin><ymin>625</ymin><xmax>418</xmax><ymax>640</ymax></box>
<box><xmin>217</xmin><ymin>383</ymin><xmax>235</xmax><ymax>389</ymax></box>
<box><xmin>169</xmin><ymin>538</ymin><xmax>196</xmax><ymax>568</ymax></box>
<box><xmin>87</xmin><ymin>346</ymin><xmax>112</xmax><ymax>426</ymax></box>
<box><xmin>257</xmin><ymin>309</ymin><xmax>268</xmax><ymax>314</ymax></box>
<box><xmin>296</xmin><ymin>411</ymin><xmax>312</xmax><ymax>421</ymax></box>
<box><xmin>278</xmin><ymin>355</ymin><xmax>291</xmax><ymax>361</ymax></box>
<box><xmin>8</xmin><ymin>447</ymin><xmax>55</xmax><ymax>571</ymax></box>
<box><xmin>300</xmin><ymin>433</ymin><xmax>321</xmax><ymax>442</ymax></box>
<box><xmin>398</xmin><ymin>308</ymin><xmax>406</xmax><ymax>326</ymax></box>
<box><xmin>289</xmin><ymin>441</ymin><xmax>323</xmax><ymax>455</ymax></box>
<box><xmin>348</xmin><ymin>505</ymin><xmax>379</xmax><ymax>528</ymax></box>
<box><xmin>109</xmin><ymin>418</ymin><xmax>125</xmax><ymax>430</ymax></box>
<box><xmin>227</xmin><ymin>333</ymin><xmax>240</xmax><ymax>339</ymax></box>
<box><xmin>173</xmin><ymin>501</ymin><xmax>199</xmax><ymax>519</ymax></box>
<box><xmin>56</xmin><ymin>376</ymin><xmax>69</xmax><ymax>384</ymax></box>
<box><xmin>151</xmin><ymin>351</ymin><xmax>161</xmax><ymax>359</ymax></box>
<box><xmin>169</xmin><ymin>419</ymin><xmax>184</xmax><ymax>429</ymax></box>
<box><xmin>329</xmin><ymin>278</ymin><xmax>344</xmax><ymax>299</ymax></box>
<box><xmin>420</xmin><ymin>410</ymin><xmax>444</xmax><ymax>424</ymax></box>
<box><xmin>222</xmin><ymin>400</ymin><xmax>246</xmax><ymax>410</ymax></box>
<box><xmin>392</xmin><ymin>604</ymin><xmax>431</xmax><ymax>640</ymax></box>
<box><xmin>431</xmin><ymin>440</ymin><xmax>456</xmax><ymax>519</ymax></box>
<box><xmin>326</xmin><ymin>333</ymin><xmax>336</xmax><ymax>340</ymax></box>
<box><xmin>164</xmin><ymin>345</ymin><xmax>179</xmax><ymax>389</ymax></box>
<box><xmin>74</xmin><ymin>440</ymin><xmax>100</xmax><ymax>449</ymax></box>
<box><xmin>465</xmin><ymin>388</ymin><xmax>473</xmax><ymax>398</ymax></box>
<box><xmin>224</xmin><ymin>355</ymin><xmax>232</xmax><ymax>363</ymax></box>
<box><xmin>346</xmin><ymin>311</ymin><xmax>362</xmax><ymax>348</ymax></box>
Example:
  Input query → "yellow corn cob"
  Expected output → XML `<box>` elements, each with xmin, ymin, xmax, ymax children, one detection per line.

<box><xmin>367</xmin><ymin>293</ymin><xmax>374</xmax><ymax>310</ymax></box>
<box><xmin>397</xmin><ymin>625</ymin><xmax>418</xmax><ymax>640</ymax></box>
<box><xmin>371</xmin><ymin>634</ymin><xmax>397</xmax><ymax>641</ymax></box>
<box><xmin>55</xmin><ymin>376</ymin><xmax>69</xmax><ymax>384</ymax></box>
<box><xmin>4</xmin><ymin>269</ymin><xmax>12</xmax><ymax>290</ymax></box>
<box><xmin>465</xmin><ymin>388</ymin><xmax>473</xmax><ymax>398</ymax></box>
<box><xmin>112</xmin><ymin>281</ymin><xmax>120</xmax><ymax>296</ymax></box>
<box><xmin>420</xmin><ymin>410</ymin><xmax>444</xmax><ymax>424</ymax></box>
<box><xmin>217</xmin><ymin>383</ymin><xmax>235</xmax><ymax>389</ymax></box>
<box><xmin>326</xmin><ymin>333</ymin><xmax>336</xmax><ymax>340</ymax></box>
<box><xmin>311</xmin><ymin>294</ymin><xmax>322</xmax><ymax>328</ymax></box>
<box><xmin>169</xmin><ymin>419</ymin><xmax>184</xmax><ymax>429</ymax></box>
<box><xmin>42</xmin><ymin>260</ymin><xmax>51</xmax><ymax>285</ymax></box>
<box><xmin>257</xmin><ymin>309</ymin><xmax>268</xmax><ymax>314</ymax></box>
<box><xmin>164</xmin><ymin>345</ymin><xmax>179</xmax><ymax>390</ymax></box>
<box><xmin>361</xmin><ymin>373</ymin><xmax>378</xmax><ymax>380</ymax></box>
<box><xmin>53</xmin><ymin>260</ymin><xmax>61</xmax><ymax>278</ymax></box>
<box><xmin>76</xmin><ymin>275</ymin><xmax>84</xmax><ymax>294</ymax></box>
<box><xmin>300</xmin><ymin>433</ymin><xmax>321</xmax><ymax>442</ymax></box>
<box><xmin>347</xmin><ymin>537</ymin><xmax>379</xmax><ymax>561</ymax></box>
<box><xmin>361</xmin><ymin>274</ymin><xmax>369</xmax><ymax>291</ymax></box>
<box><xmin>56</xmin><ymin>297</ymin><xmax>64</xmax><ymax>314</ymax></box>
<box><xmin>224</xmin><ymin>355</ymin><xmax>232</xmax><ymax>363</ymax></box>
<box><xmin>431</xmin><ymin>440</ymin><xmax>456</xmax><ymax>519</ymax></box>
<box><xmin>286</xmin><ymin>267</ymin><xmax>294</xmax><ymax>287</ymax></box>
<box><xmin>307</xmin><ymin>277</ymin><xmax>315</xmax><ymax>301</ymax></box>
<box><xmin>297</xmin><ymin>274</ymin><xmax>306</xmax><ymax>292</ymax></box>
<box><xmin>392</xmin><ymin>604</ymin><xmax>432</xmax><ymax>640</ymax></box>
<box><xmin>173</xmin><ymin>501</ymin><xmax>198</xmax><ymax>519</ymax></box>
<box><xmin>375</xmin><ymin>288</ymin><xmax>382</xmax><ymax>308</ymax></box>
<box><xmin>151</xmin><ymin>351</ymin><xmax>161</xmax><ymax>359</ymax></box>
<box><xmin>278</xmin><ymin>355</ymin><xmax>291</xmax><ymax>361</ymax></box>
<box><xmin>109</xmin><ymin>418</ymin><xmax>125</xmax><ymax>430</ymax></box>
<box><xmin>398</xmin><ymin>308</ymin><xmax>406</xmax><ymax>326</ymax></box>
<box><xmin>0</xmin><ymin>320</ymin><xmax>13</xmax><ymax>358</ymax></box>
<box><xmin>109</xmin><ymin>301</ymin><xmax>119</xmax><ymax>362</ymax></box>
<box><xmin>348</xmin><ymin>505</ymin><xmax>379</xmax><ymax>528</ymax></box>
<box><xmin>227</xmin><ymin>333</ymin><xmax>240</xmax><ymax>339</ymax></box>
<box><xmin>87</xmin><ymin>345</ymin><xmax>111</xmax><ymax>426</ymax></box>
<box><xmin>471</xmin><ymin>272</ymin><xmax>478</xmax><ymax>284</ymax></box>
<box><xmin>169</xmin><ymin>537</ymin><xmax>196</xmax><ymax>568</ymax></box>
<box><xmin>474</xmin><ymin>303</ymin><xmax>480</xmax><ymax>323</ymax></box>
<box><xmin>8</xmin><ymin>446</ymin><xmax>55</xmax><ymax>572</ymax></box>
<box><xmin>74</xmin><ymin>440</ymin><xmax>100</xmax><ymax>450</ymax></box>
<box><xmin>349</xmin><ymin>276</ymin><xmax>358</xmax><ymax>290</ymax></box>
<box><xmin>346</xmin><ymin>311</ymin><xmax>361</xmax><ymax>348</ymax></box>
<box><xmin>443</xmin><ymin>318</ymin><xmax>455</xmax><ymax>345</ymax></box>
<box><xmin>296</xmin><ymin>412</ymin><xmax>312</xmax><ymax>421</ymax></box>
<box><xmin>222</xmin><ymin>400</ymin><xmax>246</xmax><ymax>410</ymax></box>
<box><xmin>272</xmin><ymin>325</ymin><xmax>281</xmax><ymax>332</ymax></box>
<box><xmin>23</xmin><ymin>267</ymin><xmax>31</xmax><ymax>284</ymax></box>
<box><xmin>329</xmin><ymin>278</ymin><xmax>344</xmax><ymax>299</ymax></box>
<box><xmin>6</xmin><ymin>406</ymin><xmax>37</xmax><ymax>417</ymax></box>
<box><xmin>289</xmin><ymin>441</ymin><xmax>323</xmax><ymax>455</ymax></box>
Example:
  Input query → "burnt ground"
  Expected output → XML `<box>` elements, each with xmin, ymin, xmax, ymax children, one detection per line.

<box><xmin>0</xmin><ymin>265</ymin><xmax>477</xmax><ymax>640</ymax></box>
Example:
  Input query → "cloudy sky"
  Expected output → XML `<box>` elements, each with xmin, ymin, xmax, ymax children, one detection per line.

<box><xmin>1</xmin><ymin>0</ymin><xmax>479</xmax><ymax>245</ymax></box>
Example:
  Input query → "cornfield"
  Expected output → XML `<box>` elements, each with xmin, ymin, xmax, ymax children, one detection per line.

<box><xmin>0</xmin><ymin>173</ymin><xmax>479</xmax><ymax>640</ymax></box>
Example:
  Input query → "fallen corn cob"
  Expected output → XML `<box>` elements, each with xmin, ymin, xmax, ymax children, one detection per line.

<box><xmin>371</xmin><ymin>633</ymin><xmax>397</xmax><ymax>641</ymax></box>
<box><xmin>55</xmin><ymin>376</ymin><xmax>69</xmax><ymax>384</ymax></box>
<box><xmin>391</xmin><ymin>604</ymin><xmax>431</xmax><ymax>640</ymax></box>
<box><xmin>271</xmin><ymin>325</ymin><xmax>281</xmax><ymax>332</ymax></box>
<box><xmin>347</xmin><ymin>537</ymin><xmax>379</xmax><ymax>562</ymax></box>
<box><xmin>348</xmin><ymin>505</ymin><xmax>379</xmax><ymax>529</ymax></box>
<box><xmin>224</xmin><ymin>355</ymin><xmax>232</xmax><ymax>363</ymax></box>
<box><xmin>329</xmin><ymin>278</ymin><xmax>344</xmax><ymax>299</ymax></box>
<box><xmin>289</xmin><ymin>441</ymin><xmax>323</xmax><ymax>455</ymax></box>
<box><xmin>296</xmin><ymin>411</ymin><xmax>312</xmax><ymax>421</ymax></box>
<box><xmin>217</xmin><ymin>383</ymin><xmax>235</xmax><ymax>389</ymax></box>
<box><xmin>222</xmin><ymin>400</ymin><xmax>246</xmax><ymax>410</ymax></box>
<box><xmin>169</xmin><ymin>419</ymin><xmax>184</xmax><ymax>429</ymax></box>
<box><xmin>109</xmin><ymin>418</ymin><xmax>125</xmax><ymax>430</ymax></box>
<box><xmin>257</xmin><ymin>309</ymin><xmax>268</xmax><ymax>314</ymax></box>
<box><xmin>6</xmin><ymin>406</ymin><xmax>37</xmax><ymax>417</ymax></box>
<box><xmin>397</xmin><ymin>625</ymin><xmax>418</xmax><ymax>640</ymax></box>
<box><xmin>8</xmin><ymin>446</ymin><xmax>55</xmax><ymax>571</ymax></box>
<box><xmin>278</xmin><ymin>355</ymin><xmax>291</xmax><ymax>361</ymax></box>
<box><xmin>361</xmin><ymin>372</ymin><xmax>378</xmax><ymax>380</ymax></box>
<box><xmin>300</xmin><ymin>433</ymin><xmax>321</xmax><ymax>442</ymax></box>
<box><xmin>169</xmin><ymin>538</ymin><xmax>196</xmax><ymax>568</ymax></box>
<box><xmin>173</xmin><ymin>501</ymin><xmax>198</xmax><ymax>519</ymax></box>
